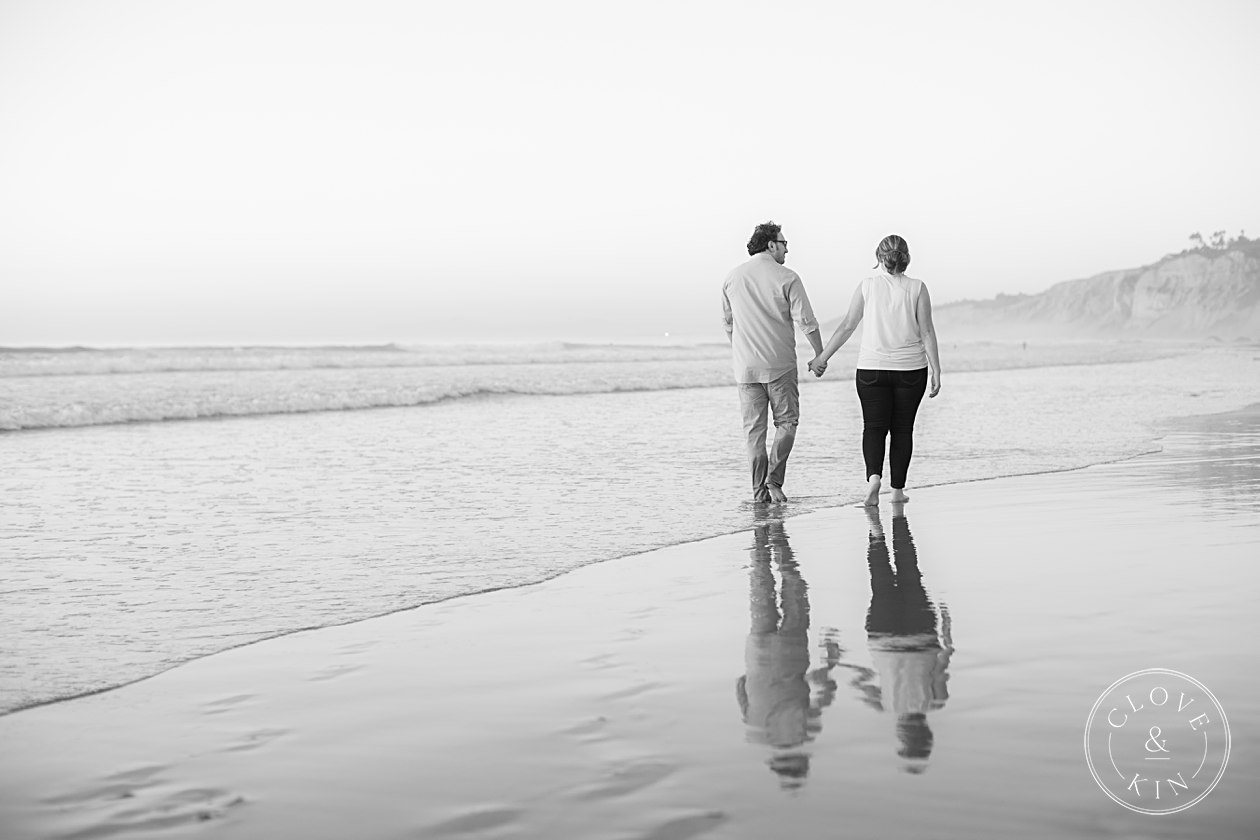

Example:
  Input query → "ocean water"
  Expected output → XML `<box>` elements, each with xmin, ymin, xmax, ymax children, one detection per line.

<box><xmin>2</xmin><ymin>340</ymin><xmax>1259</xmax><ymax>715</ymax></box>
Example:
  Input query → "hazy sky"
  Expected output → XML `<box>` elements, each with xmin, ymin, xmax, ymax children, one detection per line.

<box><xmin>2</xmin><ymin>0</ymin><xmax>1257</xmax><ymax>345</ymax></box>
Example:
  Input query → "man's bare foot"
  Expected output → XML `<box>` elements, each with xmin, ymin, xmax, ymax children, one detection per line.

<box><xmin>891</xmin><ymin>488</ymin><xmax>909</xmax><ymax>503</ymax></box>
<box><xmin>864</xmin><ymin>475</ymin><xmax>881</xmax><ymax>506</ymax></box>
<box><xmin>767</xmin><ymin>485</ymin><xmax>788</xmax><ymax>503</ymax></box>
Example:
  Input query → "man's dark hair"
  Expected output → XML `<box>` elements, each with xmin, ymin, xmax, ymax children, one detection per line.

<box><xmin>747</xmin><ymin>221</ymin><xmax>781</xmax><ymax>256</ymax></box>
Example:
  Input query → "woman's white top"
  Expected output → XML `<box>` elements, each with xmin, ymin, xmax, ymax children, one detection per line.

<box><xmin>856</xmin><ymin>270</ymin><xmax>928</xmax><ymax>371</ymax></box>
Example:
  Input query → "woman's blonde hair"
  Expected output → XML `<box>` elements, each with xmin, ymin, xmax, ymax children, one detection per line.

<box><xmin>874</xmin><ymin>235</ymin><xmax>910</xmax><ymax>274</ymax></box>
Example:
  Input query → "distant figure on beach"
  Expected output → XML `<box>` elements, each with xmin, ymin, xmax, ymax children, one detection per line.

<box><xmin>808</xmin><ymin>235</ymin><xmax>942</xmax><ymax>505</ymax></box>
<box><xmin>722</xmin><ymin>221</ymin><xmax>824</xmax><ymax>503</ymax></box>
<box><xmin>736</xmin><ymin>520</ymin><xmax>839</xmax><ymax>788</ymax></box>
<box><xmin>864</xmin><ymin>503</ymin><xmax>952</xmax><ymax>773</ymax></box>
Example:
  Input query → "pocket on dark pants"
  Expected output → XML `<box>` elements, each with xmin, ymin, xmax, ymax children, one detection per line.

<box><xmin>896</xmin><ymin>369</ymin><xmax>925</xmax><ymax>387</ymax></box>
<box><xmin>857</xmin><ymin>369</ymin><xmax>880</xmax><ymax>387</ymax></box>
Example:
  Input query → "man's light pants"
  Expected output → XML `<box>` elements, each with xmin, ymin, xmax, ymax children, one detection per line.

<box><xmin>738</xmin><ymin>370</ymin><xmax>800</xmax><ymax>502</ymax></box>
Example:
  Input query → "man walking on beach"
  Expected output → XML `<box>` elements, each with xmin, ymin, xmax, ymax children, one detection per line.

<box><xmin>722</xmin><ymin>221</ymin><xmax>824</xmax><ymax>503</ymax></box>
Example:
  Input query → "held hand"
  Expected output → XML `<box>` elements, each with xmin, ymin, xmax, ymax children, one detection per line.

<box><xmin>807</xmin><ymin>357</ymin><xmax>828</xmax><ymax>378</ymax></box>
<box><xmin>929</xmin><ymin>373</ymin><xmax>941</xmax><ymax>398</ymax></box>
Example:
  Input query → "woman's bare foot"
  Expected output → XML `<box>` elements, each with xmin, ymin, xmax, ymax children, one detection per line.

<box><xmin>767</xmin><ymin>485</ymin><xmax>788</xmax><ymax>503</ymax></box>
<box><xmin>890</xmin><ymin>488</ymin><xmax>909</xmax><ymax>503</ymax></box>
<box><xmin>864</xmin><ymin>475</ymin><xmax>881</xmax><ymax>506</ymax></box>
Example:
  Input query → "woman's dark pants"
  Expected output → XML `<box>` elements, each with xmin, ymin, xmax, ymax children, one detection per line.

<box><xmin>855</xmin><ymin>367</ymin><xmax>928</xmax><ymax>489</ymax></box>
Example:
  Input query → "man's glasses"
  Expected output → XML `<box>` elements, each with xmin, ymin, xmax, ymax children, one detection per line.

<box><xmin>774</xmin><ymin>239</ymin><xmax>788</xmax><ymax>247</ymax></box>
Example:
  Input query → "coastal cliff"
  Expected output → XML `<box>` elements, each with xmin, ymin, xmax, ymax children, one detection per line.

<box><xmin>935</xmin><ymin>241</ymin><xmax>1260</xmax><ymax>341</ymax></box>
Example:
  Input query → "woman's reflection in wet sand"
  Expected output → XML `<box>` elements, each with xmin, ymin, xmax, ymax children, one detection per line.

<box><xmin>736</xmin><ymin>519</ymin><xmax>839</xmax><ymax>789</ymax></box>
<box><xmin>865</xmin><ymin>502</ymin><xmax>953</xmax><ymax>773</ymax></box>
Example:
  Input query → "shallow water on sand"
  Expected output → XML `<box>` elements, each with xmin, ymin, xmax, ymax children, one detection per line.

<box><xmin>763</xmin><ymin>416</ymin><xmax>1260</xmax><ymax>838</ymax></box>
<box><xmin>2</xmin><ymin>346</ymin><xmax>1259</xmax><ymax>713</ymax></box>
<box><xmin>2</xmin><ymin>415</ymin><xmax>1254</xmax><ymax>839</ymax></box>
<box><xmin>409</xmin><ymin>414</ymin><xmax>1260</xmax><ymax>838</ymax></box>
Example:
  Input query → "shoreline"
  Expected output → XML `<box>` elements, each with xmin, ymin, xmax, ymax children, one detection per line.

<box><xmin>5</xmin><ymin>400</ymin><xmax>1256</xmax><ymax>720</ymax></box>
<box><xmin>2</xmin><ymin>406</ymin><xmax>1258</xmax><ymax>838</ymax></box>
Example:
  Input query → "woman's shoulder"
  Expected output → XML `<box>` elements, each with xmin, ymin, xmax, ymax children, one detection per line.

<box><xmin>869</xmin><ymin>269</ymin><xmax>924</xmax><ymax>281</ymax></box>
<box><xmin>868</xmin><ymin>272</ymin><xmax>926</xmax><ymax>288</ymax></box>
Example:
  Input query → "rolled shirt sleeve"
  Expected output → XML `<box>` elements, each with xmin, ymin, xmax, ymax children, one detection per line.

<box><xmin>787</xmin><ymin>276</ymin><xmax>819</xmax><ymax>334</ymax></box>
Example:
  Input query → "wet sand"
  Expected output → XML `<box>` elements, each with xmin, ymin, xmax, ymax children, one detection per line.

<box><xmin>1</xmin><ymin>411</ymin><xmax>1258</xmax><ymax>839</ymax></box>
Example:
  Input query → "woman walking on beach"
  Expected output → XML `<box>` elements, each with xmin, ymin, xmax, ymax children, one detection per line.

<box><xmin>808</xmin><ymin>235</ymin><xmax>941</xmax><ymax>505</ymax></box>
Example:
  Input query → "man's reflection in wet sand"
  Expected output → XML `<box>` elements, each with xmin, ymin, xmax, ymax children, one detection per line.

<box><xmin>865</xmin><ymin>502</ymin><xmax>953</xmax><ymax>773</ymax></box>
<box><xmin>736</xmin><ymin>520</ymin><xmax>839</xmax><ymax>789</ymax></box>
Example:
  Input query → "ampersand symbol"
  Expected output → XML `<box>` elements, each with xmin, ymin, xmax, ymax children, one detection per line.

<box><xmin>1145</xmin><ymin>726</ymin><xmax>1170</xmax><ymax>753</ymax></box>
